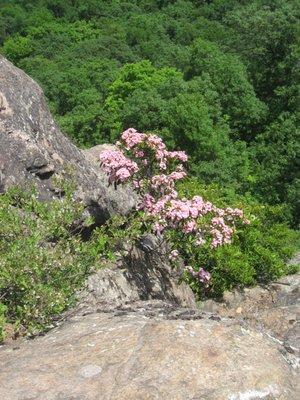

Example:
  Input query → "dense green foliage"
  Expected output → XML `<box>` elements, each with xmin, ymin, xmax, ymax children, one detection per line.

<box><xmin>0</xmin><ymin>186</ymin><xmax>105</xmax><ymax>340</ymax></box>
<box><xmin>0</xmin><ymin>181</ymin><xmax>298</xmax><ymax>340</ymax></box>
<box><xmin>177</xmin><ymin>180</ymin><xmax>299</xmax><ymax>297</ymax></box>
<box><xmin>0</xmin><ymin>1</ymin><xmax>299</xmax><ymax>339</ymax></box>
<box><xmin>1</xmin><ymin>0</ymin><xmax>299</xmax><ymax>225</ymax></box>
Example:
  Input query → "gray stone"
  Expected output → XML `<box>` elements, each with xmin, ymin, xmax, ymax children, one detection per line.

<box><xmin>0</xmin><ymin>55</ymin><xmax>136</xmax><ymax>224</ymax></box>
<box><xmin>83</xmin><ymin>144</ymin><xmax>117</xmax><ymax>167</ymax></box>
<box><xmin>74</xmin><ymin>234</ymin><xmax>196</xmax><ymax>313</ymax></box>
<box><xmin>200</xmin><ymin>272</ymin><xmax>300</xmax><ymax>372</ymax></box>
<box><xmin>0</xmin><ymin>308</ymin><xmax>298</xmax><ymax>400</ymax></box>
<box><xmin>78</xmin><ymin>365</ymin><xmax>102</xmax><ymax>379</ymax></box>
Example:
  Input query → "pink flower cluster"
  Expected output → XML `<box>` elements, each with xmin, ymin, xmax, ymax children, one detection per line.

<box><xmin>121</xmin><ymin>128</ymin><xmax>146</xmax><ymax>149</ymax></box>
<box><xmin>100</xmin><ymin>128</ymin><xmax>249</xmax><ymax>287</ymax></box>
<box><xmin>169</xmin><ymin>249</ymin><xmax>179</xmax><ymax>261</ymax></box>
<box><xmin>140</xmin><ymin>193</ymin><xmax>246</xmax><ymax>250</ymax></box>
<box><xmin>167</xmin><ymin>151</ymin><xmax>188</xmax><ymax>162</ymax></box>
<box><xmin>186</xmin><ymin>266</ymin><xmax>211</xmax><ymax>285</ymax></box>
<box><xmin>210</xmin><ymin>217</ymin><xmax>233</xmax><ymax>248</ymax></box>
<box><xmin>118</xmin><ymin>128</ymin><xmax>189</xmax><ymax>173</ymax></box>
<box><xmin>99</xmin><ymin>149</ymin><xmax>138</xmax><ymax>183</ymax></box>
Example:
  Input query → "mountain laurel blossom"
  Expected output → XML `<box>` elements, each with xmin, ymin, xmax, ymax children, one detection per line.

<box><xmin>169</xmin><ymin>249</ymin><xmax>179</xmax><ymax>261</ymax></box>
<box><xmin>100</xmin><ymin>128</ymin><xmax>249</xmax><ymax>286</ymax></box>
<box><xmin>186</xmin><ymin>266</ymin><xmax>211</xmax><ymax>286</ymax></box>
<box><xmin>99</xmin><ymin>149</ymin><xmax>138</xmax><ymax>183</ymax></box>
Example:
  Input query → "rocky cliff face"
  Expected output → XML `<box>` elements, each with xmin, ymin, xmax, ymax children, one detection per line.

<box><xmin>0</xmin><ymin>55</ymin><xmax>136</xmax><ymax>224</ymax></box>
<box><xmin>75</xmin><ymin>234</ymin><xmax>197</xmax><ymax>312</ymax></box>
<box><xmin>0</xmin><ymin>300</ymin><xmax>299</xmax><ymax>400</ymax></box>
<box><xmin>0</xmin><ymin>55</ymin><xmax>195</xmax><ymax>309</ymax></box>
<box><xmin>0</xmin><ymin>56</ymin><xmax>299</xmax><ymax>400</ymax></box>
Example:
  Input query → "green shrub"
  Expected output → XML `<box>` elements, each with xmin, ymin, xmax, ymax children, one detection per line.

<box><xmin>177</xmin><ymin>179</ymin><xmax>299</xmax><ymax>297</ymax></box>
<box><xmin>2</xmin><ymin>35</ymin><xmax>33</xmax><ymax>64</ymax></box>
<box><xmin>0</xmin><ymin>186</ymin><xmax>104</xmax><ymax>340</ymax></box>
<box><xmin>0</xmin><ymin>303</ymin><xmax>7</xmax><ymax>342</ymax></box>
<box><xmin>0</xmin><ymin>179</ymin><xmax>298</xmax><ymax>341</ymax></box>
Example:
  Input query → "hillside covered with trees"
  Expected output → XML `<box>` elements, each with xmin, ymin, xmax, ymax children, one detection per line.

<box><xmin>1</xmin><ymin>0</ymin><xmax>299</xmax><ymax>226</ymax></box>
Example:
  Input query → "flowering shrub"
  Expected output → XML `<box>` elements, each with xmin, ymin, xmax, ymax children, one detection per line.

<box><xmin>100</xmin><ymin>128</ymin><xmax>249</xmax><ymax>287</ymax></box>
<box><xmin>177</xmin><ymin>179</ymin><xmax>299</xmax><ymax>296</ymax></box>
<box><xmin>99</xmin><ymin>149</ymin><xmax>139</xmax><ymax>183</ymax></box>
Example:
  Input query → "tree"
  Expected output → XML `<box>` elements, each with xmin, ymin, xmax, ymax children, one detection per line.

<box><xmin>102</xmin><ymin>61</ymin><xmax>249</xmax><ymax>188</ymax></box>
<box><xmin>186</xmin><ymin>38</ymin><xmax>267</xmax><ymax>141</ymax></box>
<box><xmin>251</xmin><ymin>112</ymin><xmax>300</xmax><ymax>226</ymax></box>
<box><xmin>224</xmin><ymin>1</ymin><xmax>299</xmax><ymax>116</ymax></box>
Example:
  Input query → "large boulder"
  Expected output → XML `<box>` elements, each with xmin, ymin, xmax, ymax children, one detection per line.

<box><xmin>0</xmin><ymin>302</ymin><xmax>298</xmax><ymax>400</ymax></box>
<box><xmin>75</xmin><ymin>234</ymin><xmax>196</xmax><ymax>312</ymax></box>
<box><xmin>201</xmin><ymin>271</ymin><xmax>300</xmax><ymax>369</ymax></box>
<box><xmin>0</xmin><ymin>55</ymin><xmax>136</xmax><ymax>224</ymax></box>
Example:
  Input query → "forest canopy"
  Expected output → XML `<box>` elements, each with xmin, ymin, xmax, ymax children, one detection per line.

<box><xmin>1</xmin><ymin>0</ymin><xmax>299</xmax><ymax>226</ymax></box>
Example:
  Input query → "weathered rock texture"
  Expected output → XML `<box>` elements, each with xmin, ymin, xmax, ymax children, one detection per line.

<box><xmin>201</xmin><ymin>272</ymin><xmax>300</xmax><ymax>369</ymax></box>
<box><xmin>0</xmin><ymin>55</ymin><xmax>136</xmax><ymax>224</ymax></box>
<box><xmin>75</xmin><ymin>234</ymin><xmax>196</xmax><ymax>312</ymax></box>
<box><xmin>0</xmin><ymin>302</ymin><xmax>298</xmax><ymax>400</ymax></box>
